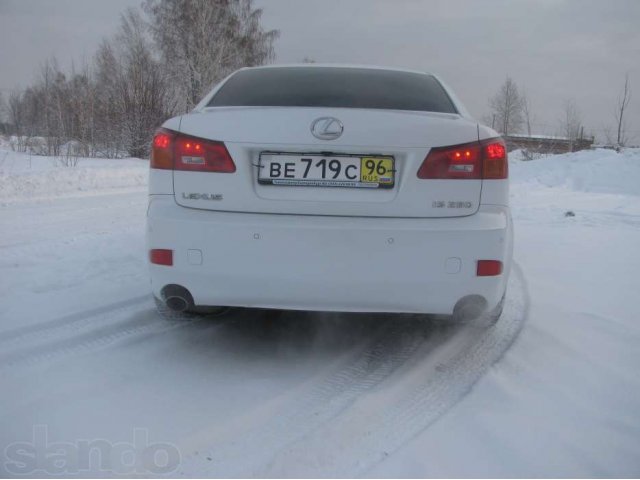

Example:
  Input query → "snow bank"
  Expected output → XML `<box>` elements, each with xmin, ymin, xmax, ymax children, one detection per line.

<box><xmin>0</xmin><ymin>149</ymin><xmax>148</xmax><ymax>203</ymax></box>
<box><xmin>509</xmin><ymin>148</ymin><xmax>640</xmax><ymax>196</ymax></box>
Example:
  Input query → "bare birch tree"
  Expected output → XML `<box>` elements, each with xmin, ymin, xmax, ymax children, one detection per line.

<box><xmin>521</xmin><ymin>90</ymin><xmax>534</xmax><ymax>136</ymax></box>
<box><xmin>144</xmin><ymin>0</ymin><xmax>279</xmax><ymax>112</ymax></box>
<box><xmin>92</xmin><ymin>9</ymin><xmax>175</xmax><ymax>157</ymax></box>
<box><xmin>94</xmin><ymin>40</ymin><xmax>125</xmax><ymax>157</ymax></box>
<box><xmin>0</xmin><ymin>92</ymin><xmax>5</xmax><ymax>130</ymax></box>
<box><xmin>614</xmin><ymin>73</ymin><xmax>632</xmax><ymax>148</ymax></box>
<box><xmin>489</xmin><ymin>76</ymin><xmax>524</xmax><ymax>136</ymax></box>
<box><xmin>561</xmin><ymin>99</ymin><xmax>582</xmax><ymax>151</ymax></box>
<box><xmin>114</xmin><ymin>8</ymin><xmax>175</xmax><ymax>157</ymax></box>
<box><xmin>3</xmin><ymin>0</ymin><xmax>277</xmax><ymax>158</ymax></box>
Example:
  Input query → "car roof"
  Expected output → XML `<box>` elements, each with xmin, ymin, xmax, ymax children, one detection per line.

<box><xmin>239</xmin><ymin>63</ymin><xmax>434</xmax><ymax>77</ymax></box>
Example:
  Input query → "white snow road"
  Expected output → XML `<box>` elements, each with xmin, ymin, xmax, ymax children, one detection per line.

<box><xmin>0</xmin><ymin>266</ymin><xmax>528</xmax><ymax>477</ymax></box>
<box><xmin>2</xmin><ymin>148</ymin><xmax>640</xmax><ymax>477</ymax></box>
<box><xmin>0</xmin><ymin>158</ymin><xmax>527</xmax><ymax>477</ymax></box>
<box><xmin>183</xmin><ymin>266</ymin><xmax>528</xmax><ymax>478</ymax></box>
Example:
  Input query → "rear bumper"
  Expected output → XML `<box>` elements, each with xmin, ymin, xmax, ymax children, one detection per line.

<box><xmin>146</xmin><ymin>196</ymin><xmax>513</xmax><ymax>314</ymax></box>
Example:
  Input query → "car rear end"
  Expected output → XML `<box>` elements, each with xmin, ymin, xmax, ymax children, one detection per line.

<box><xmin>146</xmin><ymin>65</ymin><xmax>512</xmax><ymax>316</ymax></box>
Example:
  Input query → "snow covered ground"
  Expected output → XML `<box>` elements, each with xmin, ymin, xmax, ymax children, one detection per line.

<box><xmin>0</xmin><ymin>146</ymin><xmax>639</xmax><ymax>477</ymax></box>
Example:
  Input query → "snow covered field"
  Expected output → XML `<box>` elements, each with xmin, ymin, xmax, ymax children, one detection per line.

<box><xmin>0</xmin><ymin>146</ymin><xmax>639</xmax><ymax>477</ymax></box>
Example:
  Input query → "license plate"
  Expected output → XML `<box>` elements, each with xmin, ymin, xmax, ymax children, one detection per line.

<box><xmin>258</xmin><ymin>153</ymin><xmax>395</xmax><ymax>189</ymax></box>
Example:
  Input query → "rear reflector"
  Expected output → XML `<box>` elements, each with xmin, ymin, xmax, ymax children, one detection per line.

<box><xmin>417</xmin><ymin>137</ymin><xmax>507</xmax><ymax>180</ymax></box>
<box><xmin>150</xmin><ymin>249</ymin><xmax>173</xmax><ymax>266</ymax></box>
<box><xmin>476</xmin><ymin>260</ymin><xmax>503</xmax><ymax>276</ymax></box>
<box><xmin>151</xmin><ymin>128</ymin><xmax>236</xmax><ymax>173</ymax></box>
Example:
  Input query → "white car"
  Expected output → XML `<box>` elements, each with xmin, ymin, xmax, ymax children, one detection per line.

<box><xmin>147</xmin><ymin>65</ymin><xmax>513</xmax><ymax>322</ymax></box>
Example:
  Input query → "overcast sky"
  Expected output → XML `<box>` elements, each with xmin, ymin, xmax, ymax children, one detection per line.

<box><xmin>1</xmin><ymin>0</ymin><xmax>639</xmax><ymax>141</ymax></box>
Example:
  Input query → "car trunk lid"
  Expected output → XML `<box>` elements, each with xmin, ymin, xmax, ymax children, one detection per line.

<box><xmin>173</xmin><ymin>107</ymin><xmax>481</xmax><ymax>218</ymax></box>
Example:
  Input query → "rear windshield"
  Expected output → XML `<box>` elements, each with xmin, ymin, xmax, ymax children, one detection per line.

<box><xmin>207</xmin><ymin>67</ymin><xmax>458</xmax><ymax>113</ymax></box>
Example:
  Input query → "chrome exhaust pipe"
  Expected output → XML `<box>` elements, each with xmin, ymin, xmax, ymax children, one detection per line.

<box><xmin>161</xmin><ymin>284</ymin><xmax>194</xmax><ymax>313</ymax></box>
<box><xmin>165</xmin><ymin>295</ymin><xmax>189</xmax><ymax>312</ymax></box>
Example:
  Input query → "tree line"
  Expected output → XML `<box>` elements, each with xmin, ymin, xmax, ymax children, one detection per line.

<box><xmin>1</xmin><ymin>2</ymin><xmax>632</xmax><ymax>159</ymax></box>
<box><xmin>0</xmin><ymin>0</ymin><xmax>278</xmax><ymax>159</ymax></box>
<box><xmin>486</xmin><ymin>74</ymin><xmax>633</xmax><ymax>149</ymax></box>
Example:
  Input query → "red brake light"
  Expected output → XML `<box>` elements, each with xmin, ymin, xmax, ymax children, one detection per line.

<box><xmin>477</xmin><ymin>260</ymin><xmax>503</xmax><ymax>276</ymax></box>
<box><xmin>150</xmin><ymin>249</ymin><xmax>173</xmax><ymax>266</ymax></box>
<box><xmin>485</xmin><ymin>142</ymin><xmax>505</xmax><ymax>159</ymax></box>
<box><xmin>174</xmin><ymin>135</ymin><xmax>235</xmax><ymax>173</ymax></box>
<box><xmin>417</xmin><ymin>138</ymin><xmax>507</xmax><ymax>180</ymax></box>
<box><xmin>417</xmin><ymin>141</ymin><xmax>482</xmax><ymax>179</ymax></box>
<box><xmin>150</xmin><ymin>129</ymin><xmax>236</xmax><ymax>173</ymax></box>
<box><xmin>482</xmin><ymin>140</ymin><xmax>508</xmax><ymax>179</ymax></box>
<box><xmin>151</xmin><ymin>129</ymin><xmax>175</xmax><ymax>169</ymax></box>
<box><xmin>448</xmin><ymin>148</ymin><xmax>477</xmax><ymax>161</ymax></box>
<box><xmin>153</xmin><ymin>132</ymin><xmax>171</xmax><ymax>149</ymax></box>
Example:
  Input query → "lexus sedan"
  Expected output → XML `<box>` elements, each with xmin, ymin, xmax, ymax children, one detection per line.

<box><xmin>147</xmin><ymin>65</ymin><xmax>513</xmax><ymax>323</ymax></box>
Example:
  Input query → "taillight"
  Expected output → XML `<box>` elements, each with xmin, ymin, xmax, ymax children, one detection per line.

<box><xmin>417</xmin><ymin>141</ymin><xmax>482</xmax><ymax>179</ymax></box>
<box><xmin>417</xmin><ymin>138</ymin><xmax>507</xmax><ymax>180</ymax></box>
<box><xmin>151</xmin><ymin>129</ymin><xmax>175</xmax><ymax>169</ymax></box>
<box><xmin>477</xmin><ymin>260</ymin><xmax>503</xmax><ymax>276</ymax></box>
<box><xmin>482</xmin><ymin>140</ymin><xmax>508</xmax><ymax>179</ymax></box>
<box><xmin>150</xmin><ymin>129</ymin><xmax>236</xmax><ymax>173</ymax></box>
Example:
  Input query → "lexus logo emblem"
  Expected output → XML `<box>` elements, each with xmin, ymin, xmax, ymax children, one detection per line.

<box><xmin>311</xmin><ymin>117</ymin><xmax>344</xmax><ymax>140</ymax></box>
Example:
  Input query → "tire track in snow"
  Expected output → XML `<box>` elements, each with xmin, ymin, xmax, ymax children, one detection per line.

<box><xmin>178</xmin><ymin>313</ymin><xmax>464</xmax><ymax>477</ymax></box>
<box><xmin>260</xmin><ymin>262</ymin><xmax>529</xmax><ymax>477</ymax></box>
<box><xmin>0</xmin><ymin>297</ymin><xmax>209</xmax><ymax>370</ymax></box>
<box><xmin>0</xmin><ymin>295</ymin><xmax>148</xmax><ymax>346</ymax></box>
